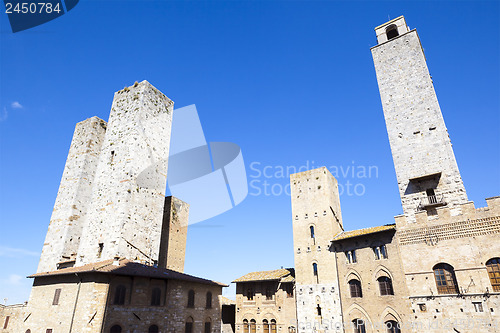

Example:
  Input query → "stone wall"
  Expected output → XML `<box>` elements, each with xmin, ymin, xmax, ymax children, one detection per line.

<box><xmin>158</xmin><ymin>196</ymin><xmax>189</xmax><ymax>272</ymax></box>
<box><xmin>235</xmin><ymin>281</ymin><xmax>296</xmax><ymax>332</ymax></box>
<box><xmin>37</xmin><ymin>116</ymin><xmax>107</xmax><ymax>272</ymax></box>
<box><xmin>22</xmin><ymin>274</ymin><xmax>109</xmax><ymax>332</ymax></box>
<box><xmin>77</xmin><ymin>81</ymin><xmax>174</xmax><ymax>266</ymax></box>
<box><xmin>333</xmin><ymin>230</ymin><xmax>411</xmax><ymax>333</ymax></box>
<box><xmin>396</xmin><ymin>197</ymin><xmax>500</xmax><ymax>332</ymax></box>
<box><xmin>291</xmin><ymin>167</ymin><xmax>344</xmax><ymax>332</ymax></box>
<box><xmin>0</xmin><ymin>303</ymin><xmax>27</xmax><ymax>333</ymax></box>
<box><xmin>103</xmin><ymin>276</ymin><xmax>222</xmax><ymax>332</ymax></box>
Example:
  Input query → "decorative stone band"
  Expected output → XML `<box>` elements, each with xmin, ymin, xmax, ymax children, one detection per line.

<box><xmin>398</xmin><ymin>216</ymin><xmax>500</xmax><ymax>246</ymax></box>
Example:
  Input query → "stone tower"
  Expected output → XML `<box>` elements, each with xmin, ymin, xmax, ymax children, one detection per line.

<box><xmin>291</xmin><ymin>167</ymin><xmax>344</xmax><ymax>332</ymax></box>
<box><xmin>371</xmin><ymin>16</ymin><xmax>468</xmax><ymax>223</ymax></box>
<box><xmin>76</xmin><ymin>81</ymin><xmax>174</xmax><ymax>266</ymax></box>
<box><xmin>158</xmin><ymin>196</ymin><xmax>189</xmax><ymax>272</ymax></box>
<box><xmin>37</xmin><ymin>117</ymin><xmax>107</xmax><ymax>273</ymax></box>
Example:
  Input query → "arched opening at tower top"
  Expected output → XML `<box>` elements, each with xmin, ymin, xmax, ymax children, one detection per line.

<box><xmin>386</xmin><ymin>24</ymin><xmax>399</xmax><ymax>40</ymax></box>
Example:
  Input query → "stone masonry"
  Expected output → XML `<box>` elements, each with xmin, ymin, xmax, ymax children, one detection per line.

<box><xmin>291</xmin><ymin>167</ymin><xmax>344</xmax><ymax>333</ymax></box>
<box><xmin>77</xmin><ymin>80</ymin><xmax>174</xmax><ymax>266</ymax></box>
<box><xmin>371</xmin><ymin>16</ymin><xmax>468</xmax><ymax>224</ymax></box>
<box><xmin>37</xmin><ymin>116</ymin><xmax>107</xmax><ymax>273</ymax></box>
<box><xmin>158</xmin><ymin>196</ymin><xmax>189</xmax><ymax>272</ymax></box>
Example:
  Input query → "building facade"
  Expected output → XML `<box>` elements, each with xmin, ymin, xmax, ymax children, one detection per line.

<box><xmin>233</xmin><ymin>269</ymin><xmax>297</xmax><ymax>333</ymax></box>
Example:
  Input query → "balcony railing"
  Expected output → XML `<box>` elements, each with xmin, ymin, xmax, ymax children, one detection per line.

<box><xmin>418</xmin><ymin>194</ymin><xmax>446</xmax><ymax>210</ymax></box>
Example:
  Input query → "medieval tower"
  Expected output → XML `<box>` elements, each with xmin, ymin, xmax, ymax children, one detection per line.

<box><xmin>37</xmin><ymin>81</ymin><xmax>190</xmax><ymax>273</ymax></box>
<box><xmin>291</xmin><ymin>167</ymin><xmax>344</xmax><ymax>332</ymax></box>
<box><xmin>371</xmin><ymin>16</ymin><xmax>468</xmax><ymax>223</ymax></box>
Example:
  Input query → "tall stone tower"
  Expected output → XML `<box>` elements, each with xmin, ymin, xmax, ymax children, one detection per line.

<box><xmin>158</xmin><ymin>196</ymin><xmax>189</xmax><ymax>272</ymax></box>
<box><xmin>76</xmin><ymin>80</ymin><xmax>174</xmax><ymax>266</ymax></box>
<box><xmin>291</xmin><ymin>167</ymin><xmax>344</xmax><ymax>333</ymax></box>
<box><xmin>37</xmin><ymin>117</ymin><xmax>107</xmax><ymax>273</ymax></box>
<box><xmin>371</xmin><ymin>16</ymin><xmax>468</xmax><ymax>223</ymax></box>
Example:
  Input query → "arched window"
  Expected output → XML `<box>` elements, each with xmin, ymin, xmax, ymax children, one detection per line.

<box><xmin>114</xmin><ymin>285</ymin><xmax>126</xmax><ymax>305</ymax></box>
<box><xmin>313</xmin><ymin>263</ymin><xmax>318</xmax><ymax>283</ymax></box>
<box><xmin>185</xmin><ymin>317</ymin><xmax>194</xmax><ymax>333</ymax></box>
<box><xmin>204</xmin><ymin>318</ymin><xmax>211</xmax><ymax>333</ymax></box>
<box><xmin>386</xmin><ymin>24</ymin><xmax>399</xmax><ymax>40</ymax></box>
<box><xmin>310</xmin><ymin>226</ymin><xmax>315</xmax><ymax>239</ymax></box>
<box><xmin>352</xmin><ymin>319</ymin><xmax>366</xmax><ymax>333</ymax></box>
<box><xmin>270</xmin><ymin>319</ymin><xmax>277</xmax><ymax>333</ymax></box>
<box><xmin>149</xmin><ymin>325</ymin><xmax>159</xmax><ymax>333</ymax></box>
<box><xmin>151</xmin><ymin>287</ymin><xmax>161</xmax><ymax>306</ymax></box>
<box><xmin>385</xmin><ymin>320</ymin><xmax>401</xmax><ymax>333</ymax></box>
<box><xmin>206</xmin><ymin>291</ymin><xmax>212</xmax><ymax>308</ymax></box>
<box><xmin>187</xmin><ymin>290</ymin><xmax>195</xmax><ymax>308</ymax></box>
<box><xmin>486</xmin><ymin>258</ymin><xmax>500</xmax><ymax>292</ymax></box>
<box><xmin>263</xmin><ymin>319</ymin><xmax>269</xmax><ymax>333</ymax></box>
<box><xmin>243</xmin><ymin>319</ymin><xmax>249</xmax><ymax>333</ymax></box>
<box><xmin>110</xmin><ymin>325</ymin><xmax>122</xmax><ymax>333</ymax></box>
<box><xmin>433</xmin><ymin>263</ymin><xmax>459</xmax><ymax>294</ymax></box>
<box><xmin>378</xmin><ymin>276</ymin><xmax>394</xmax><ymax>295</ymax></box>
<box><xmin>349</xmin><ymin>279</ymin><xmax>362</xmax><ymax>298</ymax></box>
<box><xmin>250</xmin><ymin>319</ymin><xmax>257</xmax><ymax>333</ymax></box>
<box><xmin>25</xmin><ymin>330</ymin><xmax>31</xmax><ymax>333</ymax></box>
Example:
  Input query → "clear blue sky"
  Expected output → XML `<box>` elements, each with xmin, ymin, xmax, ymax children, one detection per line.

<box><xmin>0</xmin><ymin>1</ymin><xmax>499</xmax><ymax>304</ymax></box>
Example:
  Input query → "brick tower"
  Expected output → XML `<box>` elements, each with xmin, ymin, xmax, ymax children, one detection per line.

<box><xmin>291</xmin><ymin>167</ymin><xmax>344</xmax><ymax>332</ymax></box>
<box><xmin>371</xmin><ymin>16</ymin><xmax>468</xmax><ymax>223</ymax></box>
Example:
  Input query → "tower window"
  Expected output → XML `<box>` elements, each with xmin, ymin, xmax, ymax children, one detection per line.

<box><xmin>206</xmin><ymin>291</ymin><xmax>212</xmax><ymax>308</ymax></box>
<box><xmin>386</xmin><ymin>24</ymin><xmax>399</xmax><ymax>40</ymax></box>
<box><xmin>473</xmin><ymin>302</ymin><xmax>484</xmax><ymax>312</ymax></box>
<box><xmin>310</xmin><ymin>226</ymin><xmax>315</xmax><ymax>239</ymax></box>
<box><xmin>97</xmin><ymin>243</ymin><xmax>104</xmax><ymax>258</ymax></box>
<box><xmin>52</xmin><ymin>288</ymin><xmax>61</xmax><ymax>305</ymax></box>
<box><xmin>316</xmin><ymin>304</ymin><xmax>322</xmax><ymax>316</ymax></box>
<box><xmin>313</xmin><ymin>263</ymin><xmax>319</xmax><ymax>283</ymax></box>
<box><xmin>346</xmin><ymin>250</ymin><xmax>357</xmax><ymax>263</ymax></box>
<box><xmin>247</xmin><ymin>286</ymin><xmax>254</xmax><ymax>300</ymax></box>
<box><xmin>151</xmin><ymin>287</ymin><xmax>161</xmax><ymax>306</ymax></box>
<box><xmin>114</xmin><ymin>285</ymin><xmax>126</xmax><ymax>305</ymax></box>
<box><xmin>187</xmin><ymin>290</ymin><xmax>195</xmax><ymax>307</ymax></box>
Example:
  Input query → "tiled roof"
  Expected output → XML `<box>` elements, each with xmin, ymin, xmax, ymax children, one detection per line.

<box><xmin>232</xmin><ymin>268</ymin><xmax>294</xmax><ymax>283</ymax></box>
<box><xmin>29</xmin><ymin>259</ymin><xmax>227</xmax><ymax>287</ymax></box>
<box><xmin>332</xmin><ymin>224</ymin><xmax>396</xmax><ymax>241</ymax></box>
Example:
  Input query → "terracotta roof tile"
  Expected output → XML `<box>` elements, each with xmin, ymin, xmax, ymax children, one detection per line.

<box><xmin>232</xmin><ymin>268</ymin><xmax>294</xmax><ymax>283</ymax></box>
<box><xmin>29</xmin><ymin>259</ymin><xmax>227</xmax><ymax>287</ymax></box>
<box><xmin>332</xmin><ymin>224</ymin><xmax>396</xmax><ymax>241</ymax></box>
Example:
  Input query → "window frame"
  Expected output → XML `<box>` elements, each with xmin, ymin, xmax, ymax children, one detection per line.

<box><xmin>378</xmin><ymin>276</ymin><xmax>394</xmax><ymax>296</ymax></box>
<box><xmin>433</xmin><ymin>263</ymin><xmax>459</xmax><ymax>294</ymax></box>
<box><xmin>349</xmin><ymin>279</ymin><xmax>363</xmax><ymax>298</ymax></box>
<box><xmin>486</xmin><ymin>258</ymin><xmax>500</xmax><ymax>292</ymax></box>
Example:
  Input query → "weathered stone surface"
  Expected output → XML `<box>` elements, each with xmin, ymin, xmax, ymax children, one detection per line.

<box><xmin>371</xmin><ymin>16</ymin><xmax>468</xmax><ymax>224</ymax></box>
<box><xmin>37</xmin><ymin>116</ymin><xmax>107</xmax><ymax>273</ymax></box>
<box><xmin>77</xmin><ymin>80</ymin><xmax>174</xmax><ymax>266</ymax></box>
<box><xmin>291</xmin><ymin>167</ymin><xmax>344</xmax><ymax>332</ymax></box>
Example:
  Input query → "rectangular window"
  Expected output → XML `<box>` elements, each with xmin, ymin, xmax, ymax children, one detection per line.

<box><xmin>373</xmin><ymin>247</ymin><xmax>380</xmax><ymax>260</ymax></box>
<box><xmin>351</xmin><ymin>250</ymin><xmax>357</xmax><ymax>263</ymax></box>
<box><xmin>185</xmin><ymin>322</ymin><xmax>193</xmax><ymax>333</ymax></box>
<box><xmin>204</xmin><ymin>321</ymin><xmax>211</xmax><ymax>333</ymax></box>
<box><xmin>46</xmin><ymin>330</ymin><xmax>53</xmax><ymax>333</ymax></box>
<box><xmin>345</xmin><ymin>251</ymin><xmax>351</xmax><ymax>264</ymax></box>
<box><xmin>473</xmin><ymin>302</ymin><xmax>484</xmax><ymax>312</ymax></box>
<box><xmin>3</xmin><ymin>316</ymin><xmax>9</xmax><ymax>329</ymax></box>
<box><xmin>52</xmin><ymin>288</ymin><xmax>61</xmax><ymax>305</ymax></box>
<box><xmin>380</xmin><ymin>245</ymin><xmax>388</xmax><ymax>259</ymax></box>
<box><xmin>418</xmin><ymin>303</ymin><xmax>427</xmax><ymax>312</ymax></box>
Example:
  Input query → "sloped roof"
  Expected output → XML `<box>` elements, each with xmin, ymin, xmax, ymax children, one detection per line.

<box><xmin>232</xmin><ymin>268</ymin><xmax>295</xmax><ymax>283</ymax></box>
<box><xmin>332</xmin><ymin>224</ymin><xmax>396</xmax><ymax>241</ymax></box>
<box><xmin>29</xmin><ymin>258</ymin><xmax>227</xmax><ymax>287</ymax></box>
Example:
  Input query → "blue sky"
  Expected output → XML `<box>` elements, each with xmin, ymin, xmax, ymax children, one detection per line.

<box><xmin>0</xmin><ymin>1</ymin><xmax>499</xmax><ymax>304</ymax></box>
